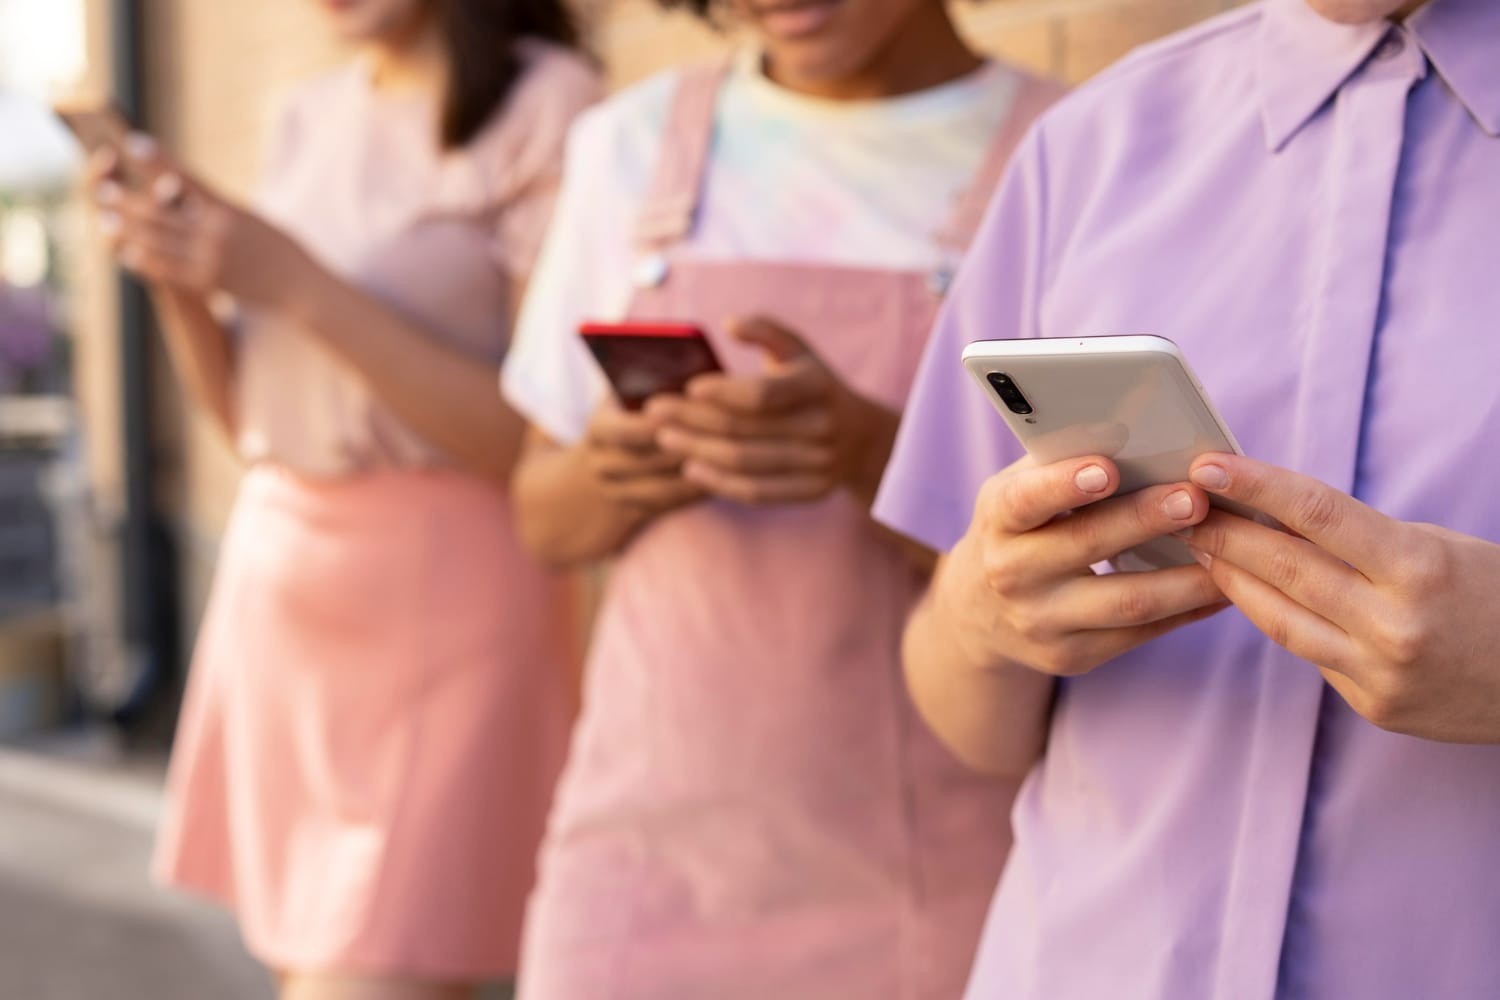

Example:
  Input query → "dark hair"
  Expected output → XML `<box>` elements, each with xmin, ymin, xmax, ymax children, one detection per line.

<box><xmin>655</xmin><ymin>0</ymin><xmax>717</xmax><ymax>20</ymax></box>
<box><xmin>437</xmin><ymin>0</ymin><xmax>583</xmax><ymax>149</ymax></box>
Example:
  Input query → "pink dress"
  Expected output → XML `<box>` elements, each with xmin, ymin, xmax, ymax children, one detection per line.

<box><xmin>152</xmin><ymin>43</ymin><xmax>600</xmax><ymax>979</ymax></box>
<box><xmin>513</xmin><ymin>63</ymin><xmax>1063</xmax><ymax>999</ymax></box>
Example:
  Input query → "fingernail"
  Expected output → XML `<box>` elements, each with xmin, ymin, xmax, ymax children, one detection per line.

<box><xmin>153</xmin><ymin>173</ymin><xmax>184</xmax><ymax>205</ymax></box>
<box><xmin>124</xmin><ymin>132</ymin><xmax>157</xmax><ymax>161</ymax></box>
<box><xmin>1074</xmin><ymin>465</ymin><xmax>1108</xmax><ymax>493</ymax></box>
<box><xmin>1192</xmin><ymin>464</ymin><xmax>1229</xmax><ymax>490</ymax></box>
<box><xmin>1162</xmin><ymin>490</ymin><xmax>1195</xmax><ymax>520</ymax></box>
<box><xmin>1189</xmin><ymin>547</ymin><xmax>1213</xmax><ymax>569</ymax></box>
<box><xmin>96</xmin><ymin>180</ymin><xmax>121</xmax><ymax>206</ymax></box>
<box><xmin>98</xmin><ymin>211</ymin><xmax>121</xmax><ymax>236</ymax></box>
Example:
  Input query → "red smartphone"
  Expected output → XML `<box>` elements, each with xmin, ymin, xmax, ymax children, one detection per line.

<box><xmin>580</xmin><ymin>321</ymin><xmax>723</xmax><ymax>410</ymax></box>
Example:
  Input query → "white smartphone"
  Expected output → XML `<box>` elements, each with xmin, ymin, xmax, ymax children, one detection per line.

<box><xmin>962</xmin><ymin>334</ymin><xmax>1253</xmax><ymax>571</ymax></box>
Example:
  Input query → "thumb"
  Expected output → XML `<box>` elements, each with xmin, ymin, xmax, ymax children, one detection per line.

<box><xmin>728</xmin><ymin>315</ymin><xmax>814</xmax><ymax>366</ymax></box>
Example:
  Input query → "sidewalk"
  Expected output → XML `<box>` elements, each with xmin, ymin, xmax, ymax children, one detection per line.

<box><xmin>0</xmin><ymin>732</ymin><xmax>271</xmax><ymax>1000</ymax></box>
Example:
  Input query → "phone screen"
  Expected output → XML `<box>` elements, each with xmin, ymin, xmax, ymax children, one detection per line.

<box><xmin>581</xmin><ymin>323</ymin><xmax>722</xmax><ymax>410</ymax></box>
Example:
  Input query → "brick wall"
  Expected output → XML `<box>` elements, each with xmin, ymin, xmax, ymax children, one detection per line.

<box><xmin>127</xmin><ymin>0</ymin><xmax>1243</xmax><ymax>644</ymax></box>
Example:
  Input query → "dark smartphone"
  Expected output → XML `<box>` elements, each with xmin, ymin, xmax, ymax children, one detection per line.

<box><xmin>580</xmin><ymin>321</ymin><xmax>724</xmax><ymax>410</ymax></box>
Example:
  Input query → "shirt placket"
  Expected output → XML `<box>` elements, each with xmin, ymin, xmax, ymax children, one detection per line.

<box><xmin>1213</xmin><ymin>26</ymin><xmax>1427</xmax><ymax>1000</ymax></box>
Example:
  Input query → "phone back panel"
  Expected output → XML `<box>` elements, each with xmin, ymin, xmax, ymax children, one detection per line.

<box><xmin>962</xmin><ymin>337</ymin><xmax>1248</xmax><ymax>569</ymax></box>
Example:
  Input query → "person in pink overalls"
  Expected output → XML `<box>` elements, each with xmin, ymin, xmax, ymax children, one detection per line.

<box><xmin>501</xmin><ymin>1</ymin><xmax>1063</xmax><ymax>996</ymax></box>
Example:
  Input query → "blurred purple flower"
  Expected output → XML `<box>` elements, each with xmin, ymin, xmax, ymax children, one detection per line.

<box><xmin>0</xmin><ymin>282</ymin><xmax>53</xmax><ymax>386</ymax></box>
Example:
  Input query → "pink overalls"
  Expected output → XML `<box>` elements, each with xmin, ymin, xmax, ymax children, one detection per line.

<box><xmin>518</xmin><ymin>63</ymin><xmax>1063</xmax><ymax>1000</ymax></box>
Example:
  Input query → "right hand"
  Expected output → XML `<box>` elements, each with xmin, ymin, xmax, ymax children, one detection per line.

<box><xmin>582</xmin><ymin>403</ymin><xmax>704</xmax><ymax>514</ymax></box>
<box><xmin>936</xmin><ymin>455</ymin><xmax>1229</xmax><ymax>678</ymax></box>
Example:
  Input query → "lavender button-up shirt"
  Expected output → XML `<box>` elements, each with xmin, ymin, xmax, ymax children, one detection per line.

<box><xmin>874</xmin><ymin>1</ymin><xmax>1500</xmax><ymax>998</ymax></box>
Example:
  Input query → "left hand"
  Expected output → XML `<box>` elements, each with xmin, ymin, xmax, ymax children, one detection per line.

<box><xmin>93</xmin><ymin>136</ymin><xmax>315</xmax><ymax>307</ymax></box>
<box><xmin>645</xmin><ymin>316</ymin><xmax>897</xmax><ymax>506</ymax></box>
<box><xmin>1182</xmin><ymin>453</ymin><xmax>1500</xmax><ymax>743</ymax></box>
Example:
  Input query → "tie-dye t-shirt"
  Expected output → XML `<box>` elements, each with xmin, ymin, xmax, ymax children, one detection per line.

<box><xmin>503</xmin><ymin>48</ymin><xmax>1020</xmax><ymax>446</ymax></box>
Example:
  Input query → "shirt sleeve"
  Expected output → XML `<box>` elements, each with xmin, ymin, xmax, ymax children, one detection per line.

<box><xmin>873</xmin><ymin>123</ymin><xmax>1052</xmax><ymax>553</ymax></box>
<box><xmin>500</xmin><ymin>109</ymin><xmax>629</xmax><ymax>446</ymax></box>
<box><xmin>490</xmin><ymin>51</ymin><xmax>603</xmax><ymax>280</ymax></box>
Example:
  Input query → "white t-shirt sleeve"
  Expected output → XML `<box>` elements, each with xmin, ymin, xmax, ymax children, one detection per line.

<box><xmin>501</xmin><ymin>109</ymin><xmax>632</xmax><ymax>446</ymax></box>
<box><xmin>873</xmin><ymin>125</ymin><xmax>1051</xmax><ymax>553</ymax></box>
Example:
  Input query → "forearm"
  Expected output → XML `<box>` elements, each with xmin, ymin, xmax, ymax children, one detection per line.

<box><xmin>903</xmin><ymin>554</ymin><xmax>1056</xmax><ymax>778</ymax></box>
<box><xmin>283</xmin><ymin>263</ymin><xmax>527</xmax><ymax>485</ymax></box>
<box><xmin>513</xmin><ymin>434</ymin><xmax>658</xmax><ymax>568</ymax></box>
<box><xmin>849</xmin><ymin>397</ymin><xmax>939</xmax><ymax>572</ymax></box>
<box><xmin>148</xmin><ymin>286</ymin><xmax>237</xmax><ymax>441</ymax></box>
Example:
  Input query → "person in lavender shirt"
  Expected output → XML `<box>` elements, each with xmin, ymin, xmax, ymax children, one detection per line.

<box><xmin>874</xmin><ymin>0</ymin><xmax>1500</xmax><ymax>998</ymax></box>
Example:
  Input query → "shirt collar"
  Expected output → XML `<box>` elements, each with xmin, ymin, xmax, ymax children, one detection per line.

<box><xmin>1409</xmin><ymin>0</ymin><xmax>1500</xmax><ymax>137</ymax></box>
<box><xmin>1256</xmin><ymin>0</ymin><xmax>1500</xmax><ymax>151</ymax></box>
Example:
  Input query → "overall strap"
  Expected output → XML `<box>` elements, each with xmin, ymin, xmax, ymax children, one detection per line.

<box><xmin>937</xmin><ymin>72</ymin><xmax>1069</xmax><ymax>254</ymax></box>
<box><xmin>634</xmin><ymin>59</ymin><xmax>733</xmax><ymax>253</ymax></box>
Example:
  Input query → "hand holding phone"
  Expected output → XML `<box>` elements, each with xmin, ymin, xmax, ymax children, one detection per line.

<box><xmin>934</xmin><ymin>451</ymin><xmax>1227</xmax><ymax>680</ymax></box>
<box><xmin>581</xmin><ymin>321</ymin><xmax>723</xmax><ymax>411</ymax></box>
<box><xmin>963</xmin><ymin>334</ymin><xmax>1256</xmax><ymax>570</ymax></box>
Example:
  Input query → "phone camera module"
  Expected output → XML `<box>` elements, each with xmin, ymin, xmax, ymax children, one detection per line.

<box><xmin>987</xmin><ymin>371</ymin><xmax>1034</xmax><ymax>415</ymax></box>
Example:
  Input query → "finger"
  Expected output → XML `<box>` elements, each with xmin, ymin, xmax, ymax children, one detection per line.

<box><xmin>977</xmin><ymin>457</ymin><xmax>1126</xmax><ymax>536</ymax></box>
<box><xmin>116</xmin><ymin>241</ymin><xmax>187</xmax><ymax>284</ymax></box>
<box><xmin>1183</xmin><ymin>510</ymin><xmax>1375</xmax><ymax>633</ymax></box>
<box><xmin>648</xmin><ymin>395</ymin><xmax>833</xmax><ymax>441</ymax></box>
<box><xmin>684</xmin><ymin>363</ymin><xmax>827</xmax><ymax>415</ymax></box>
<box><xmin>1058</xmin><ymin>601</ymin><xmax>1232</xmax><ymax>676</ymax></box>
<box><xmin>1189</xmin><ymin>454</ymin><xmax>1391</xmax><ymax>575</ymax></box>
<box><xmin>1194</xmin><ymin>545</ymin><xmax>1356</xmax><ymax>675</ymax></box>
<box><xmin>602</xmin><ymin>474</ymin><xmax>702</xmax><ymax>510</ymax></box>
<box><xmin>998</xmin><ymin>482</ymin><xmax>1213</xmax><ymax>579</ymax></box>
<box><xmin>96</xmin><ymin>183</ymin><xmax>196</xmax><ymax>239</ymax></box>
<box><xmin>1046</xmin><ymin>564</ymin><xmax>1224</xmax><ymax>632</ymax></box>
<box><xmin>589</xmin><ymin>446</ymin><xmax>683</xmax><ymax>481</ymax></box>
<box><xmin>587</xmin><ymin>411</ymin><xmax>663</xmax><ymax>451</ymax></box>
<box><xmin>728</xmin><ymin>315</ymin><xmax>812</xmax><ymax>364</ymax></box>
<box><xmin>85</xmin><ymin>147</ymin><xmax>122</xmax><ymax>185</ymax></box>
<box><xmin>657</xmin><ymin>426</ymin><xmax>832</xmax><ymax>474</ymax></box>
<box><xmin>681</xmin><ymin>460</ymin><xmax>829</xmax><ymax>505</ymax></box>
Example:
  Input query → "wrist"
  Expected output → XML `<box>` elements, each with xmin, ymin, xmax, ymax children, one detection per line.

<box><xmin>273</xmin><ymin>250</ymin><xmax>334</xmax><ymax>331</ymax></box>
<box><xmin>840</xmin><ymin>391</ymin><xmax>900</xmax><ymax>501</ymax></box>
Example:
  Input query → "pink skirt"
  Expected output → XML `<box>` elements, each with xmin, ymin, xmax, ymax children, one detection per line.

<box><xmin>153</xmin><ymin>465</ymin><xmax>577</xmax><ymax>979</ymax></box>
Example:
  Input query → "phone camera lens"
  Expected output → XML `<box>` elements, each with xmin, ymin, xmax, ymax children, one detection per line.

<box><xmin>987</xmin><ymin>371</ymin><xmax>1034</xmax><ymax>415</ymax></box>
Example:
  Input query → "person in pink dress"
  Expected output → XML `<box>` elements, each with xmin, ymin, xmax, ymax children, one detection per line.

<box><xmin>87</xmin><ymin>1</ymin><xmax>599</xmax><ymax>997</ymax></box>
<box><xmin>499</xmin><ymin>1</ymin><xmax>1062</xmax><ymax>996</ymax></box>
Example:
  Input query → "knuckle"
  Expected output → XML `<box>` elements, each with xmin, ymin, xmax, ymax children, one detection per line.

<box><xmin>1373</xmin><ymin>611</ymin><xmax>1429</xmax><ymax>667</ymax></box>
<box><xmin>1355</xmin><ymin>672</ymin><xmax>1411</xmax><ymax>731</ymax></box>
<box><xmin>1066</xmin><ymin>511</ymin><xmax>1105</xmax><ymax>556</ymax></box>
<box><xmin>1261</xmin><ymin>611</ymin><xmax>1294</xmax><ymax>651</ymax></box>
<box><xmin>1114</xmin><ymin>585</ymin><xmax>1159</xmax><ymax>626</ymax></box>
<box><xmin>1264</xmin><ymin>543</ymin><xmax>1302</xmax><ymax>592</ymax></box>
<box><xmin>1037</xmin><ymin>641</ymin><xmax>1091</xmax><ymax>678</ymax></box>
<box><xmin>1290</xmin><ymin>489</ymin><xmax>1344</xmax><ymax>537</ymax></box>
<box><xmin>1396</xmin><ymin>531</ymin><xmax>1450</xmax><ymax>592</ymax></box>
<box><xmin>979</xmin><ymin>544</ymin><xmax>1024</xmax><ymax>597</ymax></box>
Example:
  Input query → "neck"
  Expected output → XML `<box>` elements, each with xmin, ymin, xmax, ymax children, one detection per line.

<box><xmin>768</xmin><ymin>9</ymin><xmax>982</xmax><ymax>100</ymax></box>
<box><xmin>364</xmin><ymin>12</ymin><xmax>447</xmax><ymax>96</ymax></box>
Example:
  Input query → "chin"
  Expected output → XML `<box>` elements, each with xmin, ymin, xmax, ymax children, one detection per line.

<box><xmin>1303</xmin><ymin>0</ymin><xmax>1411</xmax><ymax>23</ymax></box>
<box><xmin>763</xmin><ymin>42</ymin><xmax>867</xmax><ymax>86</ymax></box>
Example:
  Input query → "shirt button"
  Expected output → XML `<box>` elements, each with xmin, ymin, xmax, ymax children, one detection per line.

<box><xmin>1373</xmin><ymin>33</ymin><xmax>1405</xmax><ymax>60</ymax></box>
<box><xmin>633</xmin><ymin>253</ymin><xmax>670</xmax><ymax>289</ymax></box>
